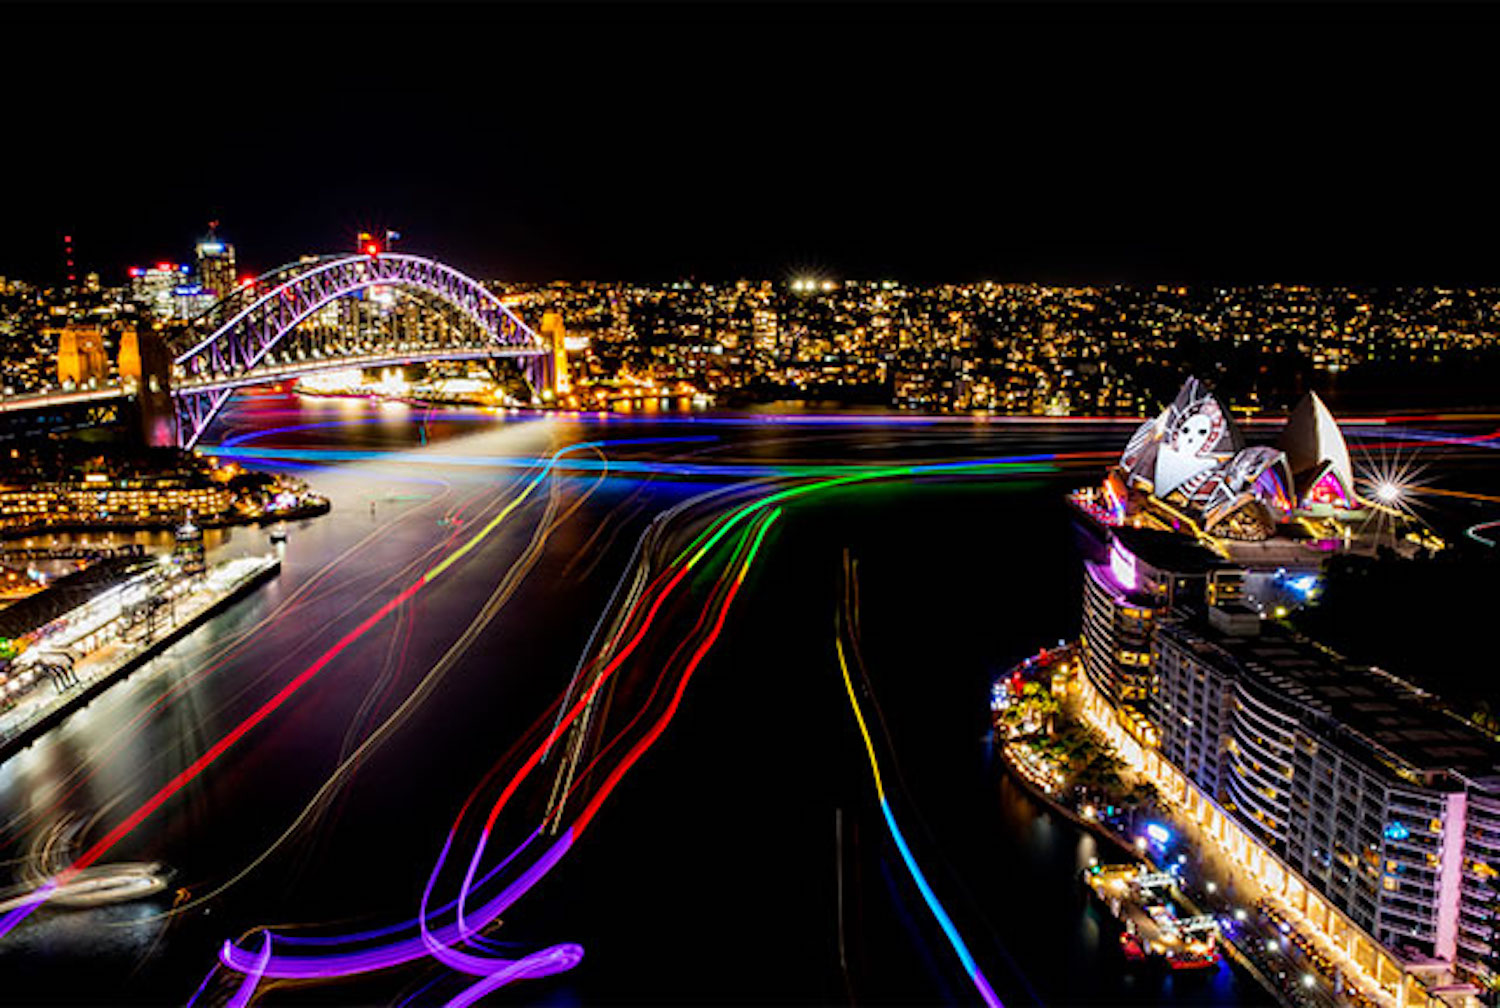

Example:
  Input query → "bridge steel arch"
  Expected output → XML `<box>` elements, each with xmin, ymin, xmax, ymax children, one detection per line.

<box><xmin>170</xmin><ymin>253</ymin><xmax>550</xmax><ymax>448</ymax></box>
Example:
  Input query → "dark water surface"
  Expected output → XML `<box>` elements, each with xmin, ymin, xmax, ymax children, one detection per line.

<box><xmin>0</xmin><ymin>396</ymin><xmax>1275</xmax><ymax>1007</ymax></box>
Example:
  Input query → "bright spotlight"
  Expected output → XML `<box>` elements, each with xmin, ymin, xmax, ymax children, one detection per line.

<box><xmin>1357</xmin><ymin>452</ymin><xmax>1427</xmax><ymax>516</ymax></box>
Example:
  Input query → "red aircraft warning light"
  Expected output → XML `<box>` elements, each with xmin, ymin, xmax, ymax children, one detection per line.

<box><xmin>358</xmin><ymin>232</ymin><xmax>382</xmax><ymax>257</ymax></box>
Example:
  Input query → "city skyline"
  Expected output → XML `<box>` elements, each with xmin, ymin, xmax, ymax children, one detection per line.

<box><xmin>4</xmin><ymin>5</ymin><xmax>1500</xmax><ymax>1007</ymax></box>
<box><xmin>5</xmin><ymin>3</ymin><xmax>1500</xmax><ymax>285</ymax></box>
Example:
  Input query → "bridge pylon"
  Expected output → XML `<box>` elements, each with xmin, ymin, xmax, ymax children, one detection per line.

<box><xmin>119</xmin><ymin>324</ymin><xmax>178</xmax><ymax>448</ymax></box>
<box><xmin>539</xmin><ymin>312</ymin><xmax>571</xmax><ymax>401</ymax></box>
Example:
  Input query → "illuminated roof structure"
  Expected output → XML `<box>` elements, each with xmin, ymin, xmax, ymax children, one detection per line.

<box><xmin>1101</xmin><ymin>379</ymin><xmax>1358</xmax><ymax>542</ymax></box>
<box><xmin>1279</xmin><ymin>391</ymin><xmax>1355</xmax><ymax>509</ymax></box>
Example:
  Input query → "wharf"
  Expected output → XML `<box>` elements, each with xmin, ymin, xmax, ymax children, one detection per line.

<box><xmin>993</xmin><ymin>649</ymin><xmax>1291</xmax><ymax>1004</ymax></box>
<box><xmin>0</xmin><ymin>555</ymin><xmax>280</xmax><ymax>766</ymax></box>
<box><xmin>1085</xmin><ymin>863</ymin><xmax>1221</xmax><ymax>969</ymax></box>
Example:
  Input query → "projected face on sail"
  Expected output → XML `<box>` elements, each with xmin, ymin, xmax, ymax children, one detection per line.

<box><xmin>1155</xmin><ymin>403</ymin><xmax>1226</xmax><ymax>497</ymax></box>
<box><xmin>1177</xmin><ymin>414</ymin><xmax>1214</xmax><ymax>456</ymax></box>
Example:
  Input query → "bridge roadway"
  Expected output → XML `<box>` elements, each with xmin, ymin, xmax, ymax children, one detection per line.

<box><xmin>0</xmin><ymin>386</ymin><xmax>129</xmax><ymax>415</ymax></box>
<box><xmin>1</xmin><ymin>344</ymin><xmax>540</xmax><ymax>410</ymax></box>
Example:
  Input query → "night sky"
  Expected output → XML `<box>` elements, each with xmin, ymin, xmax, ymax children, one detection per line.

<box><xmin>4</xmin><ymin>2</ymin><xmax>1497</xmax><ymax>286</ymax></box>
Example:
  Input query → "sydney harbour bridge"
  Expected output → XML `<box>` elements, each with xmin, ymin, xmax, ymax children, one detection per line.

<box><xmin>0</xmin><ymin>250</ymin><xmax>555</xmax><ymax>448</ymax></box>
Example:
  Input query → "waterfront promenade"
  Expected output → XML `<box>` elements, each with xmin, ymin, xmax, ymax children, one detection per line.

<box><xmin>0</xmin><ymin>554</ymin><xmax>280</xmax><ymax>764</ymax></box>
<box><xmin>996</xmin><ymin>648</ymin><xmax>1347</xmax><ymax>1008</ymax></box>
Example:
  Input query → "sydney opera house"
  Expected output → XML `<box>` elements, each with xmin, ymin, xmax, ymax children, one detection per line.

<box><xmin>1083</xmin><ymin>377</ymin><xmax>1361</xmax><ymax>543</ymax></box>
<box><xmin>1069</xmin><ymin>380</ymin><xmax>1500</xmax><ymax>1007</ymax></box>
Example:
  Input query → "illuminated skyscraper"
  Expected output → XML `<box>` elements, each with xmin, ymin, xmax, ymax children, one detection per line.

<box><xmin>195</xmin><ymin>224</ymin><xmax>237</xmax><ymax>300</ymax></box>
<box><xmin>1152</xmin><ymin>613</ymin><xmax>1500</xmax><ymax>983</ymax></box>
<box><xmin>130</xmin><ymin>263</ymin><xmax>192</xmax><ymax>319</ymax></box>
<box><xmin>752</xmin><ymin>307</ymin><xmax>778</xmax><ymax>353</ymax></box>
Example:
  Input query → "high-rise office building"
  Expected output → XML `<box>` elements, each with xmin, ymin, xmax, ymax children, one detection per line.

<box><xmin>129</xmin><ymin>263</ymin><xmax>191</xmax><ymax>319</ymax></box>
<box><xmin>195</xmin><ymin>226</ymin><xmax>237</xmax><ymax>301</ymax></box>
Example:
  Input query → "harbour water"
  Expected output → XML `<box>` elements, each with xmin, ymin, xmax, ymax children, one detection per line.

<box><xmin>0</xmin><ymin>395</ymin><xmax>1273</xmax><ymax>1006</ymax></box>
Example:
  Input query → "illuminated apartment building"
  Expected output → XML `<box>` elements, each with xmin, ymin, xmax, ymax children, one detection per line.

<box><xmin>1153</xmin><ymin>612</ymin><xmax>1500</xmax><ymax>989</ymax></box>
<box><xmin>194</xmin><ymin>231</ymin><xmax>237</xmax><ymax>300</ymax></box>
<box><xmin>1079</xmin><ymin>527</ymin><xmax>1240</xmax><ymax>709</ymax></box>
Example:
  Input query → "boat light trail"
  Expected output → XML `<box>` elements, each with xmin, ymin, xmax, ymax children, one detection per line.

<box><xmin>445</xmin><ymin>508</ymin><xmax>779</xmax><ymax>942</ymax></box>
<box><xmin>225</xmin><ymin>933</ymin><xmax>271</xmax><ymax>1008</ymax></box>
<box><xmin>0</xmin><ymin>437</ymin><xmax>686</xmax><ymax>940</ymax></box>
<box><xmin>215</xmin><ymin>508</ymin><xmax>781</xmax><ymax>997</ymax></box>
<box><xmin>202</xmin><ymin>453</ymin><xmax>1049</xmax><ymax>1001</ymax></box>
<box><xmin>836</xmin><ymin>624</ymin><xmax>1004</xmax><ymax>1007</ymax></box>
<box><xmin>213</xmin><ymin>462</ymin><xmax>1048</xmax><ymax>983</ymax></box>
<box><xmin>211</xmin><ymin>504</ymin><xmax>776</xmax><ymax>996</ymax></box>
<box><xmin>205</xmin><ymin>444</ymin><xmax>1068</xmax><ymax>484</ymax></box>
<box><xmin>1468</xmin><ymin>520</ymin><xmax>1500</xmax><ymax>547</ymax></box>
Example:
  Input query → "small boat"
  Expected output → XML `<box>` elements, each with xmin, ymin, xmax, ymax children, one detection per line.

<box><xmin>1167</xmin><ymin>946</ymin><xmax>1220</xmax><ymax>970</ymax></box>
<box><xmin>269</xmin><ymin>524</ymin><xmax>288</xmax><ymax>544</ymax></box>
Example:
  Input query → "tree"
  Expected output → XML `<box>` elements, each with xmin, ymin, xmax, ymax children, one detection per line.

<box><xmin>1020</xmin><ymin>681</ymin><xmax>1061</xmax><ymax>734</ymax></box>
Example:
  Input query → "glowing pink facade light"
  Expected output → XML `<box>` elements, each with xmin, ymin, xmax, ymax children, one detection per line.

<box><xmin>1306</xmin><ymin>468</ymin><xmax>1353</xmax><ymax>508</ymax></box>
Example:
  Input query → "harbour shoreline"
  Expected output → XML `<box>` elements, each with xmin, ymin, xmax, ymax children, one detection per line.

<box><xmin>0</xmin><ymin>555</ymin><xmax>281</xmax><ymax>766</ymax></box>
